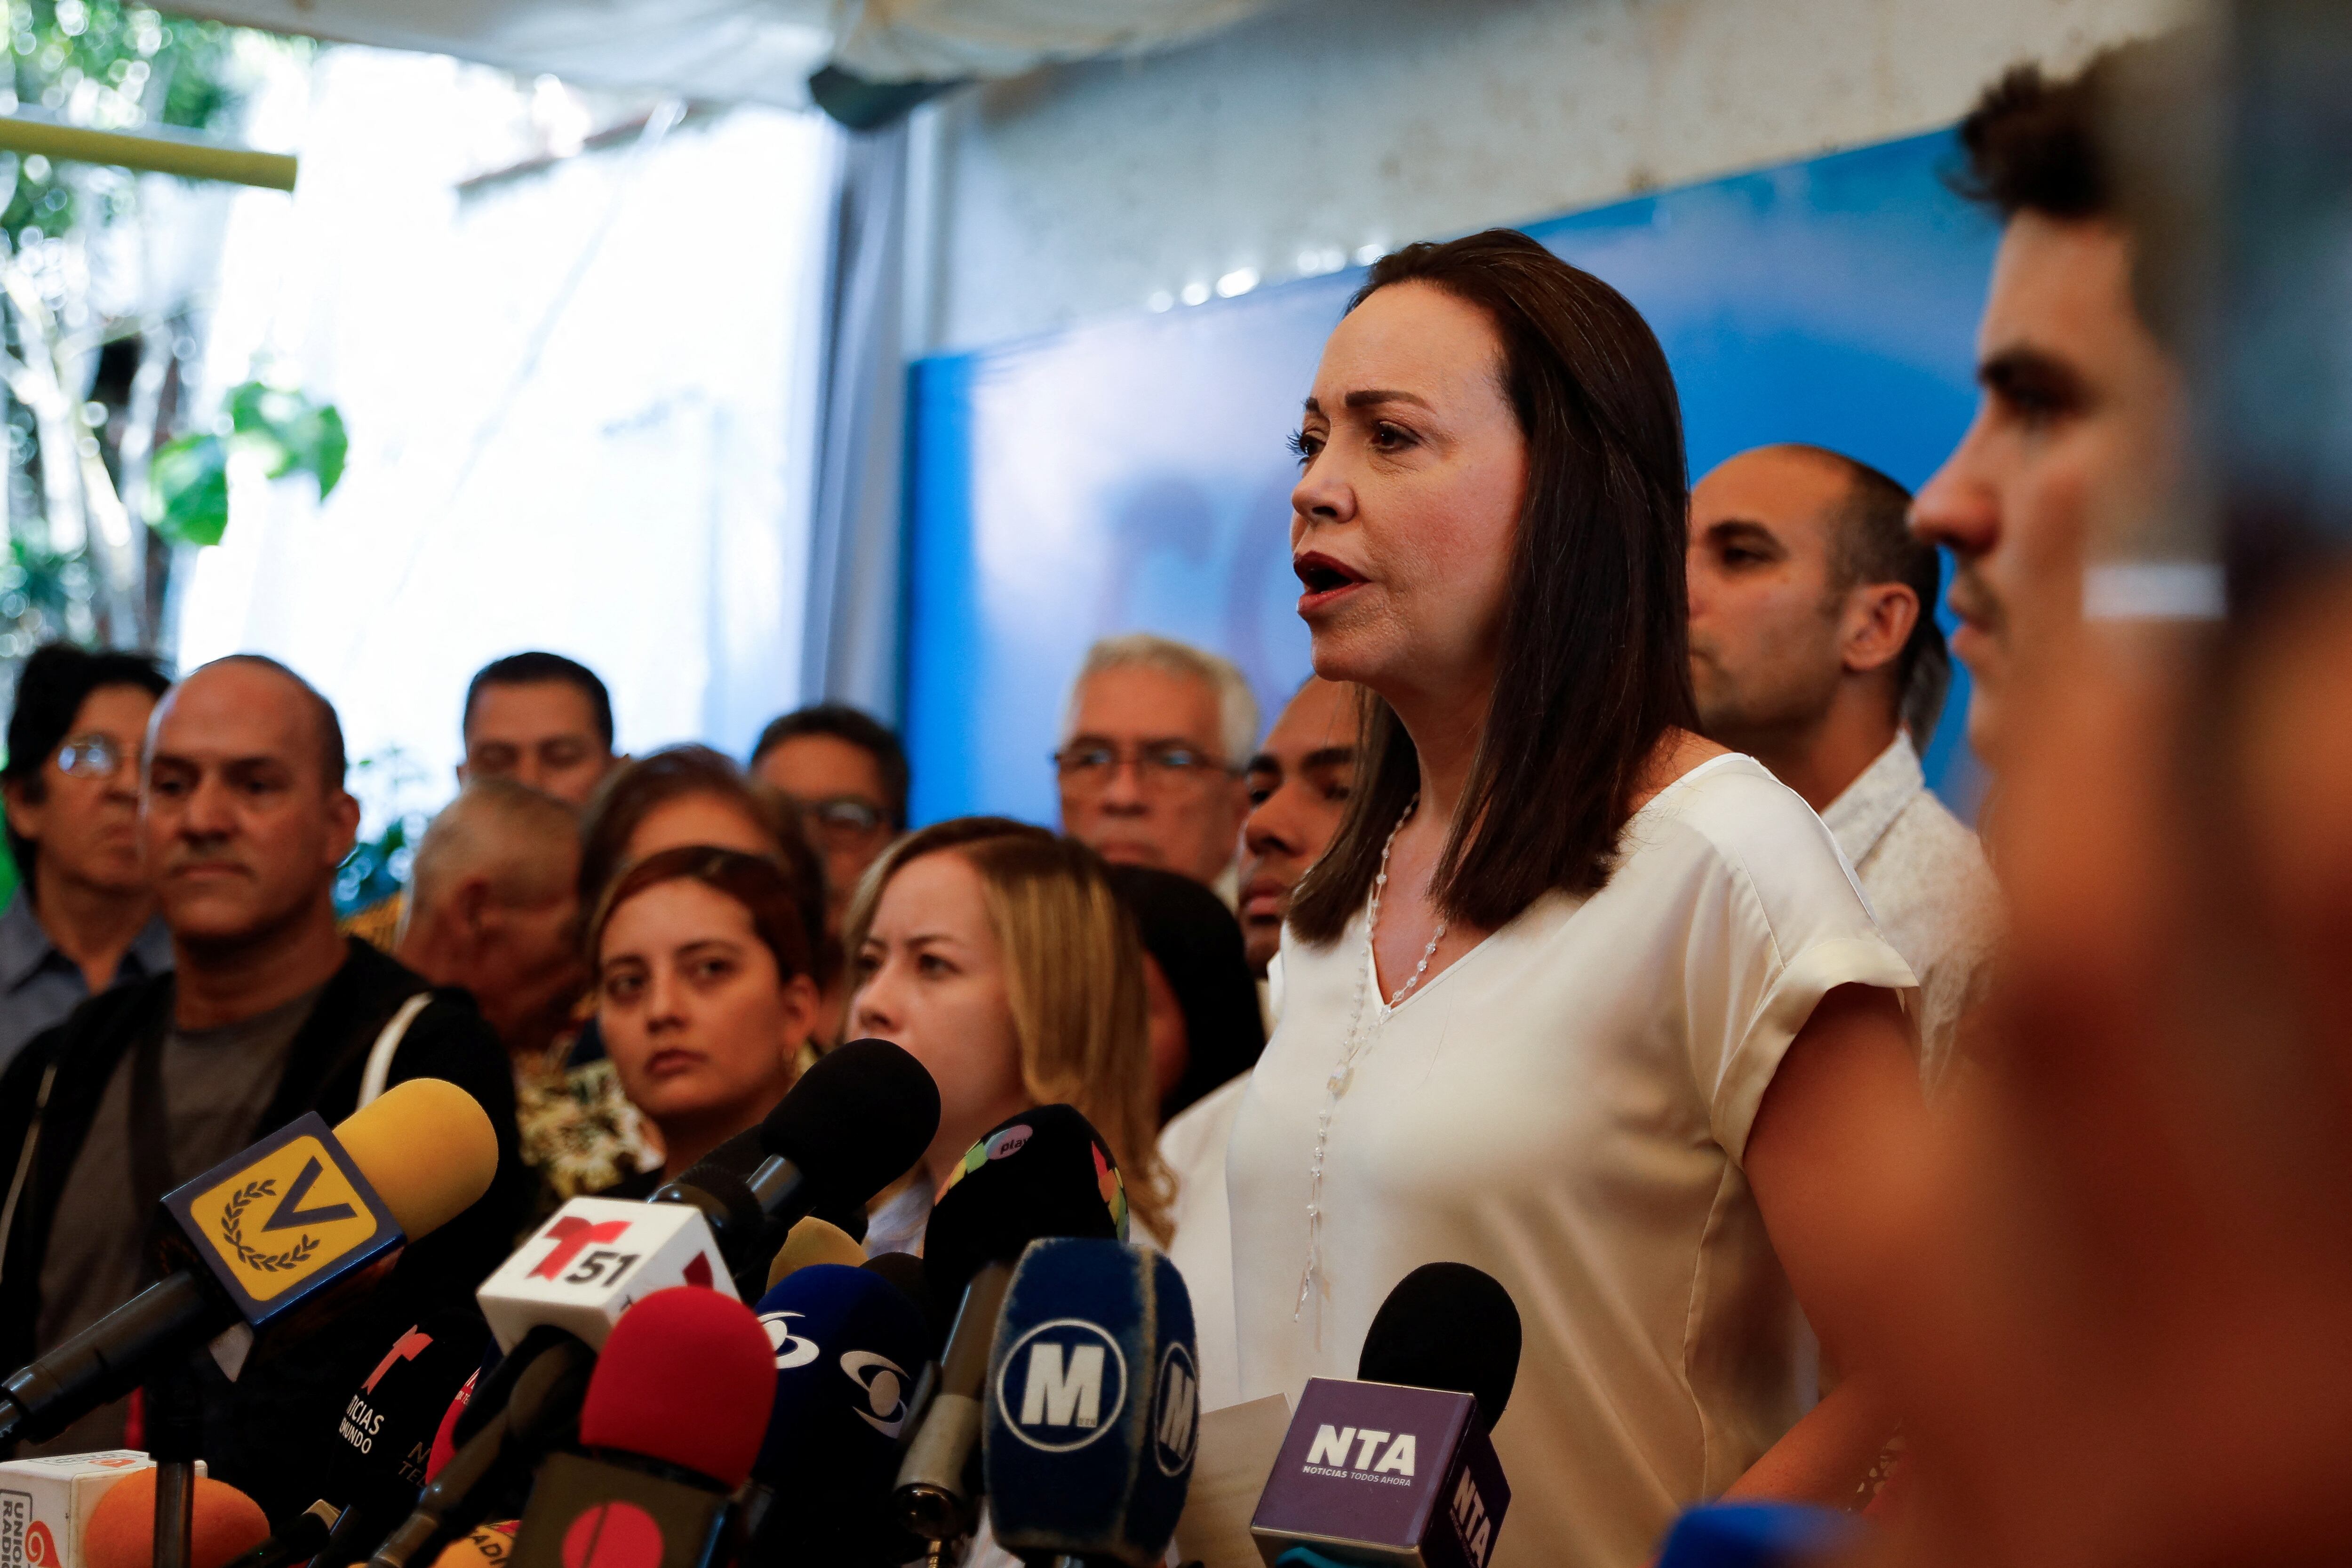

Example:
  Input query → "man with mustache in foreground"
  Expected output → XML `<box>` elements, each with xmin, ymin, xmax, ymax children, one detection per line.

<box><xmin>0</xmin><ymin>657</ymin><xmax>523</xmax><ymax>1509</ymax></box>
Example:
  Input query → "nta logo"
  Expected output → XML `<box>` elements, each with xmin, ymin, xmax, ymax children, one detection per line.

<box><xmin>995</xmin><ymin>1318</ymin><xmax>1128</xmax><ymax>1452</ymax></box>
<box><xmin>1304</xmin><ymin>1423</ymin><xmax>1419</xmax><ymax>1479</ymax></box>
<box><xmin>1151</xmin><ymin>1342</ymin><xmax>1198</xmax><ymax>1475</ymax></box>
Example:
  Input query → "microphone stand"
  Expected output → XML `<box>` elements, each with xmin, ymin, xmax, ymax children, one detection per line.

<box><xmin>147</xmin><ymin>1355</ymin><xmax>205</xmax><ymax>1568</ymax></box>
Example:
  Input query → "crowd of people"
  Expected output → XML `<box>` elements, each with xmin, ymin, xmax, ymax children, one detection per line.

<box><xmin>0</xmin><ymin>32</ymin><xmax>2334</xmax><ymax>1567</ymax></box>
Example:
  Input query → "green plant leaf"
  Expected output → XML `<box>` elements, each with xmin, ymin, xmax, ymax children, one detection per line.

<box><xmin>152</xmin><ymin>432</ymin><xmax>229</xmax><ymax>546</ymax></box>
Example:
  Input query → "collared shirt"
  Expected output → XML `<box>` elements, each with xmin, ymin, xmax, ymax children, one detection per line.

<box><xmin>0</xmin><ymin>890</ymin><xmax>173</xmax><ymax>1075</ymax></box>
<box><xmin>1819</xmin><ymin>736</ymin><xmax>2002</xmax><ymax>1094</ymax></box>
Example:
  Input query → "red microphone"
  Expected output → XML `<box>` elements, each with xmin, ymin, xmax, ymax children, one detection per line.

<box><xmin>508</xmin><ymin>1289</ymin><xmax>774</xmax><ymax>1568</ymax></box>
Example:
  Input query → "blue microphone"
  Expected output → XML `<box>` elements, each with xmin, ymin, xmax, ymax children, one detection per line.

<box><xmin>981</xmin><ymin>1237</ymin><xmax>1198</xmax><ymax>1568</ymax></box>
<box><xmin>745</xmin><ymin>1263</ymin><xmax>934</xmax><ymax>1566</ymax></box>
<box><xmin>1653</xmin><ymin>1503</ymin><xmax>1859</xmax><ymax>1567</ymax></box>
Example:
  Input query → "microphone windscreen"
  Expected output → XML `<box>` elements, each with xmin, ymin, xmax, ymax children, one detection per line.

<box><xmin>84</xmin><ymin>1470</ymin><xmax>269</xmax><ymax>1568</ymax></box>
<box><xmin>748</xmin><ymin>1264</ymin><xmax>932</xmax><ymax>1559</ymax></box>
<box><xmin>333</xmin><ymin>1077</ymin><xmax>499</xmax><ymax>1239</ymax></box>
<box><xmin>765</xmin><ymin>1216</ymin><xmax>868</xmax><ymax>1292</ymax></box>
<box><xmin>427</xmin><ymin>1521</ymin><xmax>518</xmax><ymax>1568</ymax></box>
<box><xmin>922</xmin><ymin>1105</ymin><xmax>1127</xmax><ymax>1301</ymax></box>
<box><xmin>577</xmin><ymin>1287</ymin><xmax>775</xmax><ymax>1488</ymax></box>
<box><xmin>982</xmin><ymin>1237</ymin><xmax>1198</xmax><ymax>1568</ymax></box>
<box><xmin>760</xmin><ymin>1039</ymin><xmax>940</xmax><ymax>1202</ymax></box>
<box><xmin>1357</xmin><ymin>1262</ymin><xmax>1522</xmax><ymax>1434</ymax></box>
<box><xmin>860</xmin><ymin>1251</ymin><xmax>948</xmax><ymax>1360</ymax></box>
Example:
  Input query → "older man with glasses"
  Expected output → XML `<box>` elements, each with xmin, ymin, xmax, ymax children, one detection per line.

<box><xmin>0</xmin><ymin>643</ymin><xmax>173</xmax><ymax>1071</ymax></box>
<box><xmin>1055</xmin><ymin>633</ymin><xmax>1260</xmax><ymax>901</ymax></box>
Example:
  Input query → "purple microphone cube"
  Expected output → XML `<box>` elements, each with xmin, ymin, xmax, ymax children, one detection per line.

<box><xmin>1249</xmin><ymin>1378</ymin><xmax>1509</xmax><ymax>1568</ymax></box>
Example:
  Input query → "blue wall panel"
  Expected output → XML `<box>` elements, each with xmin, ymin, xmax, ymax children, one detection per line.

<box><xmin>903</xmin><ymin>130</ymin><xmax>1999</xmax><ymax>828</ymax></box>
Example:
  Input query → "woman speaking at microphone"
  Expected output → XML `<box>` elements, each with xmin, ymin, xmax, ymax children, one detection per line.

<box><xmin>1225</xmin><ymin>231</ymin><xmax>1926</xmax><ymax>1568</ymax></box>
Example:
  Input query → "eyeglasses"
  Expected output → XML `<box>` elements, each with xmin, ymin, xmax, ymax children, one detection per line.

<box><xmin>56</xmin><ymin>733</ymin><xmax>128</xmax><ymax>779</ymax></box>
<box><xmin>1053</xmin><ymin>741</ymin><xmax>1236</xmax><ymax>795</ymax></box>
<box><xmin>788</xmin><ymin>794</ymin><xmax>890</xmax><ymax>845</ymax></box>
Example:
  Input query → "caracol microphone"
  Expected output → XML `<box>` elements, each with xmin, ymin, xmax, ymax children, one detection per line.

<box><xmin>742</xmin><ymin>1262</ymin><xmax>935</xmax><ymax>1567</ymax></box>
<box><xmin>981</xmin><ymin>1238</ymin><xmax>1198</xmax><ymax>1568</ymax></box>
<box><xmin>892</xmin><ymin>1106</ymin><xmax>1130</xmax><ymax>1555</ymax></box>
<box><xmin>0</xmin><ymin>1079</ymin><xmax>498</xmax><ymax>1447</ymax></box>
<box><xmin>1250</xmin><ymin>1262</ymin><xmax>1522</xmax><ymax>1568</ymax></box>
<box><xmin>507</xmin><ymin>1288</ymin><xmax>775</xmax><ymax>1568</ymax></box>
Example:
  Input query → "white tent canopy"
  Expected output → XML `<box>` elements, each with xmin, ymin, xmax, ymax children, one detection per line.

<box><xmin>163</xmin><ymin>0</ymin><xmax>1289</xmax><ymax>106</ymax></box>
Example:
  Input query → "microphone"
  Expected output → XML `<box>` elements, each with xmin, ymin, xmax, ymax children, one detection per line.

<box><xmin>981</xmin><ymin>1237</ymin><xmax>1198</xmax><ymax>1568</ymax></box>
<box><xmin>1653</xmin><ymin>1503</ymin><xmax>1858</xmax><ymax>1568</ymax></box>
<box><xmin>474</xmin><ymin>1196</ymin><xmax>739</xmax><ymax>1354</ymax></box>
<box><xmin>858</xmin><ymin>1253</ymin><xmax>949</xmax><ymax>1356</ymax></box>
<box><xmin>507</xmin><ymin>1288</ymin><xmax>775</xmax><ymax>1568</ymax></box>
<box><xmin>0</xmin><ymin>1080</ymin><xmax>499</xmax><ymax>1447</ymax></box>
<box><xmin>1250</xmin><ymin>1263</ymin><xmax>1523</xmax><ymax>1568</ymax></box>
<box><xmin>334</xmin><ymin>1306</ymin><xmax>497</xmax><ymax>1504</ymax></box>
<box><xmin>741</xmin><ymin>1263</ymin><xmax>933</xmax><ymax>1566</ymax></box>
<box><xmin>363</xmin><ymin>1328</ymin><xmax>596</xmax><ymax>1568</ymax></box>
<box><xmin>763</xmin><ymin>1217</ymin><xmax>868</xmax><ymax>1293</ymax></box>
<box><xmin>892</xmin><ymin>1106</ymin><xmax>1130</xmax><ymax>1553</ymax></box>
<box><xmin>649</xmin><ymin>1040</ymin><xmax>938</xmax><ymax>1297</ymax></box>
<box><xmin>82</xmin><ymin>1467</ymin><xmax>269</xmax><ymax>1568</ymax></box>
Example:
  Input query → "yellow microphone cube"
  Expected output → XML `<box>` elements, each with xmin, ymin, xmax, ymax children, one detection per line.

<box><xmin>158</xmin><ymin>1113</ymin><xmax>405</xmax><ymax>1379</ymax></box>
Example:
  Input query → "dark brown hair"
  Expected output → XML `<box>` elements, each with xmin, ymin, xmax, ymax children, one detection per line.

<box><xmin>1797</xmin><ymin>445</ymin><xmax>1951</xmax><ymax>750</ymax></box>
<box><xmin>590</xmin><ymin>844</ymin><xmax>813</xmax><ymax>983</ymax></box>
<box><xmin>577</xmin><ymin>744</ymin><xmax>831</xmax><ymax>980</ymax></box>
<box><xmin>1290</xmin><ymin>230</ymin><xmax>1696</xmax><ymax>942</ymax></box>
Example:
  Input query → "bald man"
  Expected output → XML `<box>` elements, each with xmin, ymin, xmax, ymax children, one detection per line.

<box><xmin>0</xmin><ymin>656</ymin><xmax>525</xmax><ymax>1515</ymax></box>
<box><xmin>1687</xmin><ymin>445</ymin><xmax>1998</xmax><ymax>1090</ymax></box>
<box><xmin>396</xmin><ymin>779</ymin><xmax>585</xmax><ymax>1062</ymax></box>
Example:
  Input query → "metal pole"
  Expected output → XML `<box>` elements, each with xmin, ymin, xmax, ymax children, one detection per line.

<box><xmin>0</xmin><ymin>114</ymin><xmax>295</xmax><ymax>191</ymax></box>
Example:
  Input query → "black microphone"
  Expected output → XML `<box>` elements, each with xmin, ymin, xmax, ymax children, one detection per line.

<box><xmin>891</xmin><ymin>1106</ymin><xmax>1129</xmax><ymax>1553</ymax></box>
<box><xmin>507</xmin><ymin>1289</ymin><xmax>775</xmax><ymax>1568</ymax></box>
<box><xmin>651</xmin><ymin>1039</ymin><xmax>938</xmax><ymax>1297</ymax></box>
<box><xmin>0</xmin><ymin>1081</ymin><xmax>499</xmax><ymax>1448</ymax></box>
<box><xmin>1249</xmin><ymin>1263</ymin><xmax>1523</xmax><ymax>1568</ymax></box>
<box><xmin>364</xmin><ymin>1327</ymin><xmax>595</xmax><ymax>1568</ymax></box>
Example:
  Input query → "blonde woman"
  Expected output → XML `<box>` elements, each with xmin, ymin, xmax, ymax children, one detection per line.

<box><xmin>844</xmin><ymin>816</ymin><xmax>1172</xmax><ymax>1254</ymax></box>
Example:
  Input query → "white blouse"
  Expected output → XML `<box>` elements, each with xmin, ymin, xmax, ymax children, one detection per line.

<box><xmin>1226</xmin><ymin>755</ymin><xmax>1917</xmax><ymax>1568</ymax></box>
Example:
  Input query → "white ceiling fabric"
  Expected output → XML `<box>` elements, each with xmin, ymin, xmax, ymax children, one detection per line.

<box><xmin>161</xmin><ymin>0</ymin><xmax>1290</xmax><ymax>104</ymax></box>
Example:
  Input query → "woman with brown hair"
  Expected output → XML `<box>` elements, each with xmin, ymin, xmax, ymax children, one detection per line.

<box><xmin>1226</xmin><ymin>231</ymin><xmax>1927</xmax><ymax>1565</ymax></box>
<box><xmin>592</xmin><ymin>845</ymin><xmax>821</xmax><ymax>1186</ymax></box>
<box><xmin>844</xmin><ymin>817</ymin><xmax>1171</xmax><ymax>1254</ymax></box>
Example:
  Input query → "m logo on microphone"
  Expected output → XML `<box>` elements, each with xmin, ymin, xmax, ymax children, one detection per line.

<box><xmin>1152</xmin><ymin>1342</ymin><xmax>1198</xmax><ymax>1475</ymax></box>
<box><xmin>995</xmin><ymin>1318</ymin><xmax>1128</xmax><ymax>1452</ymax></box>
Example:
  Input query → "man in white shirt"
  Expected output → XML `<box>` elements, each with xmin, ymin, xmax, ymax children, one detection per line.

<box><xmin>1688</xmin><ymin>443</ymin><xmax>1998</xmax><ymax>1089</ymax></box>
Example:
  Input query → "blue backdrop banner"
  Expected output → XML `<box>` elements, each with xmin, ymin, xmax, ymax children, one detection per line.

<box><xmin>902</xmin><ymin>129</ymin><xmax>1999</xmax><ymax>829</ymax></box>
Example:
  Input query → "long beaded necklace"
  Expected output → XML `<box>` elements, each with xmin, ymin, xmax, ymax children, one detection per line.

<box><xmin>1294</xmin><ymin>795</ymin><xmax>1447</xmax><ymax>1338</ymax></box>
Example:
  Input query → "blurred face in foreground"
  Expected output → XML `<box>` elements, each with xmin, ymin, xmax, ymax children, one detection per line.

<box><xmin>142</xmin><ymin>662</ymin><xmax>358</xmax><ymax>953</ymax></box>
<box><xmin>1911</xmin><ymin>213</ymin><xmax>2185</xmax><ymax>769</ymax></box>
<box><xmin>848</xmin><ymin>848</ymin><xmax>1030</xmax><ymax>1189</ymax></box>
<box><xmin>598</xmin><ymin>876</ymin><xmax>815</xmax><ymax>1177</ymax></box>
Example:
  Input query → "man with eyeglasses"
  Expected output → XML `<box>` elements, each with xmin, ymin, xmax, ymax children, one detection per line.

<box><xmin>0</xmin><ymin>643</ymin><xmax>173</xmax><ymax>1072</ymax></box>
<box><xmin>1055</xmin><ymin>633</ymin><xmax>1259</xmax><ymax>900</ymax></box>
<box><xmin>749</xmin><ymin>703</ymin><xmax>909</xmax><ymax>933</ymax></box>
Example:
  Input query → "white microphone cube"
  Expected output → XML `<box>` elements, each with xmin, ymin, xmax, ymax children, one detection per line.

<box><xmin>477</xmin><ymin>1198</ymin><xmax>736</xmax><ymax>1353</ymax></box>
